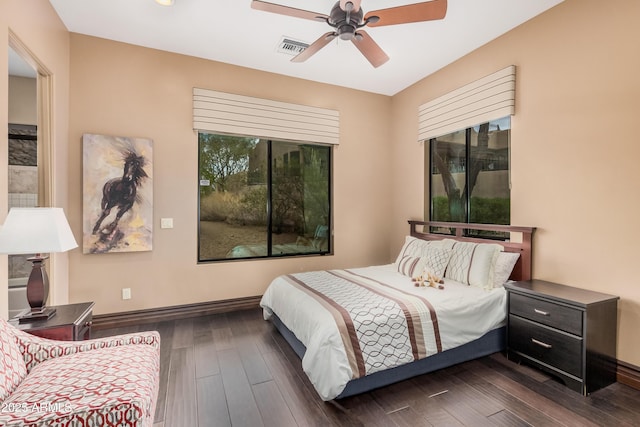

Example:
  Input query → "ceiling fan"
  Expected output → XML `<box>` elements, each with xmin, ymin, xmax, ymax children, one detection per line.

<box><xmin>251</xmin><ymin>0</ymin><xmax>447</xmax><ymax>68</ymax></box>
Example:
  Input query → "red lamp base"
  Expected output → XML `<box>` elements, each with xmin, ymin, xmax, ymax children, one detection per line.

<box><xmin>15</xmin><ymin>255</ymin><xmax>56</xmax><ymax>323</ymax></box>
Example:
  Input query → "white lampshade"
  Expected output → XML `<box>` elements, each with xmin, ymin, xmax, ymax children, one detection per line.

<box><xmin>0</xmin><ymin>207</ymin><xmax>78</xmax><ymax>255</ymax></box>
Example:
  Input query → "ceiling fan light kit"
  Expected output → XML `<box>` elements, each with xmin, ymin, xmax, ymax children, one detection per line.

<box><xmin>251</xmin><ymin>0</ymin><xmax>447</xmax><ymax>68</ymax></box>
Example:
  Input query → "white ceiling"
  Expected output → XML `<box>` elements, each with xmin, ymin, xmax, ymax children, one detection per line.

<box><xmin>39</xmin><ymin>0</ymin><xmax>564</xmax><ymax>95</ymax></box>
<box><xmin>8</xmin><ymin>47</ymin><xmax>37</xmax><ymax>78</ymax></box>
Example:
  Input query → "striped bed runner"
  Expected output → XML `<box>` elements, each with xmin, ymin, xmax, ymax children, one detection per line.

<box><xmin>283</xmin><ymin>269</ymin><xmax>442</xmax><ymax>379</ymax></box>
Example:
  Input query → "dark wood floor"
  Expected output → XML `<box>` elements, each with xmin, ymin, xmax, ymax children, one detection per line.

<box><xmin>94</xmin><ymin>308</ymin><xmax>640</xmax><ymax>427</ymax></box>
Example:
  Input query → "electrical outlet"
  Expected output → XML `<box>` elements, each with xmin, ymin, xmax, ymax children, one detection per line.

<box><xmin>122</xmin><ymin>288</ymin><xmax>132</xmax><ymax>300</ymax></box>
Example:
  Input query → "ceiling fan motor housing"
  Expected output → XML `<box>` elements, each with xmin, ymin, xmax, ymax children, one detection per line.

<box><xmin>329</xmin><ymin>1</ymin><xmax>364</xmax><ymax>40</ymax></box>
<box><xmin>250</xmin><ymin>0</ymin><xmax>448</xmax><ymax>68</ymax></box>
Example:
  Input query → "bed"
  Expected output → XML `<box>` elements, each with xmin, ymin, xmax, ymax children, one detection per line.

<box><xmin>260</xmin><ymin>220</ymin><xmax>535</xmax><ymax>400</ymax></box>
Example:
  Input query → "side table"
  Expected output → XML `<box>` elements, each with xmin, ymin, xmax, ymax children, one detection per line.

<box><xmin>505</xmin><ymin>280</ymin><xmax>618</xmax><ymax>395</ymax></box>
<box><xmin>9</xmin><ymin>302</ymin><xmax>95</xmax><ymax>341</ymax></box>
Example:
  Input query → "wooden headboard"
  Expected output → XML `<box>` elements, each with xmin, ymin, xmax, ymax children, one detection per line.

<box><xmin>408</xmin><ymin>221</ymin><xmax>536</xmax><ymax>281</ymax></box>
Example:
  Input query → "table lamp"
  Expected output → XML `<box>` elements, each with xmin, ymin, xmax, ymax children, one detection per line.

<box><xmin>0</xmin><ymin>207</ymin><xmax>78</xmax><ymax>321</ymax></box>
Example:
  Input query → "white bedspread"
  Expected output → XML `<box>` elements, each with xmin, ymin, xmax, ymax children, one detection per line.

<box><xmin>260</xmin><ymin>264</ymin><xmax>507</xmax><ymax>400</ymax></box>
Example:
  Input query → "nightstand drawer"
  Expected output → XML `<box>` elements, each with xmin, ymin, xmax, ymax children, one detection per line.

<box><xmin>510</xmin><ymin>293</ymin><xmax>582</xmax><ymax>336</ymax></box>
<box><xmin>509</xmin><ymin>315</ymin><xmax>583</xmax><ymax>378</ymax></box>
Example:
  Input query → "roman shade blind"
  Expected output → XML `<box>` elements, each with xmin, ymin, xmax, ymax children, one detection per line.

<box><xmin>193</xmin><ymin>88</ymin><xmax>340</xmax><ymax>145</ymax></box>
<box><xmin>418</xmin><ymin>65</ymin><xmax>515</xmax><ymax>141</ymax></box>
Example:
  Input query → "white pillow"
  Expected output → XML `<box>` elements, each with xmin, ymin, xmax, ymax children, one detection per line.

<box><xmin>445</xmin><ymin>241</ymin><xmax>503</xmax><ymax>289</ymax></box>
<box><xmin>422</xmin><ymin>245</ymin><xmax>452</xmax><ymax>278</ymax></box>
<box><xmin>492</xmin><ymin>252</ymin><xmax>520</xmax><ymax>288</ymax></box>
<box><xmin>397</xmin><ymin>255</ymin><xmax>427</xmax><ymax>277</ymax></box>
<box><xmin>394</xmin><ymin>236</ymin><xmax>445</xmax><ymax>266</ymax></box>
<box><xmin>397</xmin><ymin>245</ymin><xmax>452</xmax><ymax>279</ymax></box>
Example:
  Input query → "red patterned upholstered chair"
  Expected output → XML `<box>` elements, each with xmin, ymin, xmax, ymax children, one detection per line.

<box><xmin>0</xmin><ymin>318</ymin><xmax>160</xmax><ymax>426</ymax></box>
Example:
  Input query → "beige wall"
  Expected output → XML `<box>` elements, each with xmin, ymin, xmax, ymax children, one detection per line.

<box><xmin>391</xmin><ymin>0</ymin><xmax>640</xmax><ymax>366</ymax></box>
<box><xmin>8</xmin><ymin>76</ymin><xmax>36</xmax><ymax>125</ymax></box>
<box><xmin>5</xmin><ymin>0</ymin><xmax>638</xmax><ymax>368</ymax></box>
<box><xmin>0</xmin><ymin>0</ymin><xmax>70</xmax><ymax>319</ymax></box>
<box><xmin>67</xmin><ymin>35</ymin><xmax>392</xmax><ymax>315</ymax></box>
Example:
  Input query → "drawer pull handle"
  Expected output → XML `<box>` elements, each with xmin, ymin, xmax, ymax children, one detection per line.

<box><xmin>531</xmin><ymin>338</ymin><xmax>552</xmax><ymax>349</ymax></box>
<box><xmin>534</xmin><ymin>308</ymin><xmax>549</xmax><ymax>316</ymax></box>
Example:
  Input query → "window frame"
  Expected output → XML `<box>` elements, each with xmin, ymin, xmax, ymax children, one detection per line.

<box><xmin>426</xmin><ymin>118</ymin><xmax>511</xmax><ymax>238</ymax></box>
<box><xmin>197</xmin><ymin>133</ymin><xmax>333</xmax><ymax>263</ymax></box>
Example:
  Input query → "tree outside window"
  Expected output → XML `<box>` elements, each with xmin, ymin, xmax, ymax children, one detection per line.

<box><xmin>428</xmin><ymin>117</ymin><xmax>510</xmax><ymax>235</ymax></box>
<box><xmin>198</xmin><ymin>133</ymin><xmax>331</xmax><ymax>261</ymax></box>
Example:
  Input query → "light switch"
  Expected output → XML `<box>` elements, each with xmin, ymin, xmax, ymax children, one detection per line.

<box><xmin>161</xmin><ymin>218</ymin><xmax>174</xmax><ymax>229</ymax></box>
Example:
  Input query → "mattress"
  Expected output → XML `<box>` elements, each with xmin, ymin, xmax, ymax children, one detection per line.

<box><xmin>260</xmin><ymin>264</ymin><xmax>507</xmax><ymax>400</ymax></box>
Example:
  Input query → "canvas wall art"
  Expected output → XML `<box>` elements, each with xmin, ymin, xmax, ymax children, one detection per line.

<box><xmin>83</xmin><ymin>133</ymin><xmax>153</xmax><ymax>254</ymax></box>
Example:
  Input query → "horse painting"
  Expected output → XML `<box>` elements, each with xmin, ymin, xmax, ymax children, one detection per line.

<box><xmin>92</xmin><ymin>150</ymin><xmax>148</xmax><ymax>236</ymax></box>
<box><xmin>82</xmin><ymin>134</ymin><xmax>153</xmax><ymax>254</ymax></box>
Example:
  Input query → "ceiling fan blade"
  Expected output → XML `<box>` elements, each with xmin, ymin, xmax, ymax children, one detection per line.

<box><xmin>292</xmin><ymin>32</ymin><xmax>337</xmax><ymax>63</ymax></box>
<box><xmin>365</xmin><ymin>0</ymin><xmax>447</xmax><ymax>27</ymax></box>
<box><xmin>351</xmin><ymin>31</ymin><xmax>389</xmax><ymax>68</ymax></box>
<box><xmin>251</xmin><ymin>0</ymin><xmax>328</xmax><ymax>22</ymax></box>
<box><xmin>340</xmin><ymin>0</ymin><xmax>361</xmax><ymax>13</ymax></box>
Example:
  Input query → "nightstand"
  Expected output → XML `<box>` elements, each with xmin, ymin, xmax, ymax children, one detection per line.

<box><xmin>505</xmin><ymin>280</ymin><xmax>618</xmax><ymax>395</ymax></box>
<box><xmin>9</xmin><ymin>302</ymin><xmax>95</xmax><ymax>341</ymax></box>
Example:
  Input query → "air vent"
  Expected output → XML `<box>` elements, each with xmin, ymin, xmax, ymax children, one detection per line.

<box><xmin>277</xmin><ymin>37</ymin><xmax>309</xmax><ymax>56</ymax></box>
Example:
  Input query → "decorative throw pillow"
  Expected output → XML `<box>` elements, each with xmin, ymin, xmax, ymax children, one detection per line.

<box><xmin>394</xmin><ymin>236</ymin><xmax>450</xmax><ymax>267</ymax></box>
<box><xmin>397</xmin><ymin>246</ymin><xmax>452</xmax><ymax>279</ymax></box>
<box><xmin>445</xmin><ymin>241</ymin><xmax>503</xmax><ymax>289</ymax></box>
<box><xmin>493</xmin><ymin>252</ymin><xmax>520</xmax><ymax>288</ymax></box>
<box><xmin>422</xmin><ymin>245</ymin><xmax>452</xmax><ymax>278</ymax></box>
<box><xmin>394</xmin><ymin>236</ymin><xmax>429</xmax><ymax>265</ymax></box>
<box><xmin>397</xmin><ymin>255</ymin><xmax>427</xmax><ymax>277</ymax></box>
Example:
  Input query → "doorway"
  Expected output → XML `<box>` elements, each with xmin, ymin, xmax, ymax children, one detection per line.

<box><xmin>7</xmin><ymin>46</ymin><xmax>37</xmax><ymax>318</ymax></box>
<box><xmin>7</xmin><ymin>37</ymin><xmax>53</xmax><ymax>317</ymax></box>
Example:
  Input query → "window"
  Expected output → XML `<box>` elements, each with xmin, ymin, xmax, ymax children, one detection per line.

<box><xmin>427</xmin><ymin>117</ymin><xmax>510</xmax><ymax>234</ymax></box>
<box><xmin>198</xmin><ymin>133</ymin><xmax>331</xmax><ymax>261</ymax></box>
